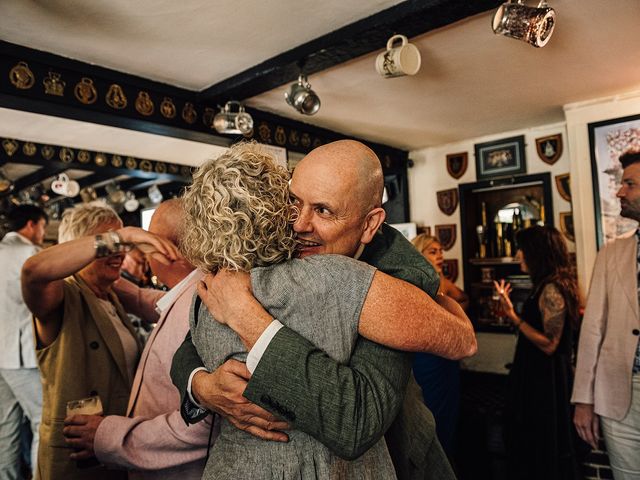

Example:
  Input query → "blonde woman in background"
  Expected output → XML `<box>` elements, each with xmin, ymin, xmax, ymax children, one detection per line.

<box><xmin>412</xmin><ymin>234</ymin><xmax>469</xmax><ymax>310</ymax></box>
<box><xmin>411</xmin><ymin>233</ymin><xmax>470</xmax><ymax>457</ymax></box>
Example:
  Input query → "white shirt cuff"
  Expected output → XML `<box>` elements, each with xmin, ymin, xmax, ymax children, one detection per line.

<box><xmin>187</xmin><ymin>367</ymin><xmax>209</xmax><ymax>408</ymax></box>
<box><xmin>246</xmin><ymin>320</ymin><xmax>284</xmax><ymax>374</ymax></box>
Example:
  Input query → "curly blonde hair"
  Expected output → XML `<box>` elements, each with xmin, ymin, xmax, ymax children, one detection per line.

<box><xmin>58</xmin><ymin>202</ymin><xmax>122</xmax><ymax>243</ymax></box>
<box><xmin>181</xmin><ymin>142</ymin><xmax>297</xmax><ymax>273</ymax></box>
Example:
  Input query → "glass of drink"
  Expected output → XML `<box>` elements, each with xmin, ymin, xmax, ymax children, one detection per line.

<box><xmin>66</xmin><ymin>395</ymin><xmax>103</xmax><ymax>417</ymax></box>
<box><xmin>65</xmin><ymin>395</ymin><xmax>103</xmax><ymax>469</ymax></box>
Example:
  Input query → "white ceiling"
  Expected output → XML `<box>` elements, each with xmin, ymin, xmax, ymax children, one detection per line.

<box><xmin>1</xmin><ymin>0</ymin><xmax>639</xmax><ymax>155</ymax></box>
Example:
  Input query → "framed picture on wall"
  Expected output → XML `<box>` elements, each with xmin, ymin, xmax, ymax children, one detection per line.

<box><xmin>474</xmin><ymin>135</ymin><xmax>526</xmax><ymax>180</ymax></box>
<box><xmin>588</xmin><ymin>114</ymin><xmax>640</xmax><ymax>248</ymax></box>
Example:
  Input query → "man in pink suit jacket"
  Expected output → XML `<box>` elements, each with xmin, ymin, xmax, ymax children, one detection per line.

<box><xmin>65</xmin><ymin>200</ymin><xmax>212</xmax><ymax>479</ymax></box>
<box><xmin>572</xmin><ymin>150</ymin><xmax>640</xmax><ymax>479</ymax></box>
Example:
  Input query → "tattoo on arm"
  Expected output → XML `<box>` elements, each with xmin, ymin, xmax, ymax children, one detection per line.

<box><xmin>539</xmin><ymin>283</ymin><xmax>566</xmax><ymax>343</ymax></box>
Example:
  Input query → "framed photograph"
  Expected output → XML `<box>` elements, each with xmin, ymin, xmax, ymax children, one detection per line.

<box><xmin>474</xmin><ymin>135</ymin><xmax>526</xmax><ymax>180</ymax></box>
<box><xmin>588</xmin><ymin>114</ymin><xmax>640</xmax><ymax>248</ymax></box>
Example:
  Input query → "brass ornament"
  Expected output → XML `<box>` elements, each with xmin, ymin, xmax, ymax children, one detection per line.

<box><xmin>77</xmin><ymin>150</ymin><xmax>91</xmax><ymax>163</ymax></box>
<box><xmin>74</xmin><ymin>78</ymin><xmax>98</xmax><ymax>104</ymax></box>
<box><xmin>139</xmin><ymin>160</ymin><xmax>153</xmax><ymax>172</ymax></box>
<box><xmin>275</xmin><ymin>127</ymin><xmax>286</xmax><ymax>146</ymax></box>
<box><xmin>160</xmin><ymin>97</ymin><xmax>176</xmax><ymax>119</ymax></box>
<box><xmin>202</xmin><ymin>108</ymin><xmax>215</xmax><ymax>128</ymax></box>
<box><xmin>43</xmin><ymin>71</ymin><xmax>65</xmax><ymax>96</ymax></box>
<box><xmin>313</xmin><ymin>137</ymin><xmax>323</xmax><ymax>148</ymax></box>
<box><xmin>168</xmin><ymin>164</ymin><xmax>179</xmax><ymax>174</ymax></box>
<box><xmin>181</xmin><ymin>102</ymin><xmax>197</xmax><ymax>124</ymax></box>
<box><xmin>9</xmin><ymin>62</ymin><xmax>35</xmax><ymax>90</ymax></box>
<box><xmin>106</xmin><ymin>84</ymin><xmax>128</xmax><ymax>109</ymax></box>
<box><xmin>59</xmin><ymin>147</ymin><xmax>74</xmax><ymax>163</ymax></box>
<box><xmin>258</xmin><ymin>122</ymin><xmax>271</xmax><ymax>143</ymax></box>
<box><xmin>135</xmin><ymin>91</ymin><xmax>154</xmax><ymax>116</ymax></box>
<box><xmin>94</xmin><ymin>153</ymin><xmax>108</xmax><ymax>167</ymax></box>
<box><xmin>125</xmin><ymin>157</ymin><xmax>137</xmax><ymax>169</ymax></box>
<box><xmin>22</xmin><ymin>142</ymin><xmax>37</xmax><ymax>156</ymax></box>
<box><xmin>111</xmin><ymin>155</ymin><xmax>123</xmax><ymax>168</ymax></box>
<box><xmin>383</xmin><ymin>155</ymin><xmax>392</xmax><ymax>169</ymax></box>
<box><xmin>154</xmin><ymin>162</ymin><xmax>167</xmax><ymax>174</ymax></box>
<box><xmin>288</xmin><ymin>130</ymin><xmax>299</xmax><ymax>146</ymax></box>
<box><xmin>301</xmin><ymin>133</ymin><xmax>311</xmax><ymax>148</ymax></box>
<box><xmin>180</xmin><ymin>166</ymin><xmax>192</xmax><ymax>177</ymax></box>
<box><xmin>41</xmin><ymin>145</ymin><xmax>55</xmax><ymax>160</ymax></box>
<box><xmin>2</xmin><ymin>139</ymin><xmax>19</xmax><ymax>156</ymax></box>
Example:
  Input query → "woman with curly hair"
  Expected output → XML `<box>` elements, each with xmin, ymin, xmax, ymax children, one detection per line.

<box><xmin>182</xmin><ymin>142</ymin><xmax>476</xmax><ymax>479</ymax></box>
<box><xmin>495</xmin><ymin>226</ymin><xmax>587</xmax><ymax>480</ymax></box>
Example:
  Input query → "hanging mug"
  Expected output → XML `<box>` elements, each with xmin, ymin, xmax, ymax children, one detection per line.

<box><xmin>375</xmin><ymin>35</ymin><xmax>421</xmax><ymax>78</ymax></box>
<box><xmin>492</xmin><ymin>0</ymin><xmax>556</xmax><ymax>48</ymax></box>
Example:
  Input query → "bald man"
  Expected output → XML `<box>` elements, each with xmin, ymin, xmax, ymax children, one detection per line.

<box><xmin>65</xmin><ymin>200</ymin><xmax>211</xmax><ymax>480</ymax></box>
<box><xmin>172</xmin><ymin>140</ymin><xmax>456</xmax><ymax>479</ymax></box>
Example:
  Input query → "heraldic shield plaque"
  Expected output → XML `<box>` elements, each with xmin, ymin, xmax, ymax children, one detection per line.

<box><xmin>536</xmin><ymin>134</ymin><xmax>563</xmax><ymax>165</ymax></box>
<box><xmin>446</xmin><ymin>152</ymin><xmax>468</xmax><ymax>179</ymax></box>
<box><xmin>435</xmin><ymin>224</ymin><xmax>456</xmax><ymax>251</ymax></box>
<box><xmin>442</xmin><ymin>259</ymin><xmax>459</xmax><ymax>283</ymax></box>
<box><xmin>437</xmin><ymin>188</ymin><xmax>459</xmax><ymax>216</ymax></box>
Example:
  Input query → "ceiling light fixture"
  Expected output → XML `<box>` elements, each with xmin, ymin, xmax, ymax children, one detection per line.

<box><xmin>213</xmin><ymin>101</ymin><xmax>254</xmax><ymax>135</ymax></box>
<box><xmin>492</xmin><ymin>0</ymin><xmax>556</xmax><ymax>48</ymax></box>
<box><xmin>285</xmin><ymin>75</ymin><xmax>321</xmax><ymax>115</ymax></box>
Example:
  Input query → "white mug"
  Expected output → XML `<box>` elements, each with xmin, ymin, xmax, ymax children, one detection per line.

<box><xmin>51</xmin><ymin>174</ymin><xmax>70</xmax><ymax>196</ymax></box>
<box><xmin>375</xmin><ymin>35</ymin><xmax>421</xmax><ymax>78</ymax></box>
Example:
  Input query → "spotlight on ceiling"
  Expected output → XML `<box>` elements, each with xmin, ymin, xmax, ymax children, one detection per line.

<box><xmin>285</xmin><ymin>75</ymin><xmax>321</xmax><ymax>115</ymax></box>
<box><xmin>492</xmin><ymin>0</ymin><xmax>556</xmax><ymax>48</ymax></box>
<box><xmin>213</xmin><ymin>101</ymin><xmax>254</xmax><ymax>135</ymax></box>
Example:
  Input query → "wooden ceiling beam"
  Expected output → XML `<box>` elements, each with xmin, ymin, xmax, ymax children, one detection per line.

<box><xmin>197</xmin><ymin>0</ymin><xmax>502</xmax><ymax>103</ymax></box>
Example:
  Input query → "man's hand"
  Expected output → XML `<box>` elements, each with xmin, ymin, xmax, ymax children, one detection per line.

<box><xmin>574</xmin><ymin>403</ymin><xmax>599</xmax><ymax>449</ymax></box>
<box><xmin>192</xmin><ymin>359</ymin><xmax>290</xmax><ymax>442</ymax></box>
<box><xmin>63</xmin><ymin>414</ymin><xmax>105</xmax><ymax>460</ymax></box>
<box><xmin>197</xmin><ymin>270</ymin><xmax>273</xmax><ymax>349</ymax></box>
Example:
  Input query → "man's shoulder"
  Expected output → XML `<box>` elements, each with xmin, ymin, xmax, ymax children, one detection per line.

<box><xmin>360</xmin><ymin>224</ymin><xmax>439</xmax><ymax>296</ymax></box>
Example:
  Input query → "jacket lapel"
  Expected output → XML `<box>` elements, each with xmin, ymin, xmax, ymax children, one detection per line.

<box><xmin>73</xmin><ymin>275</ymin><xmax>137</xmax><ymax>387</ymax></box>
<box><xmin>615</xmin><ymin>234</ymin><xmax>639</xmax><ymax>320</ymax></box>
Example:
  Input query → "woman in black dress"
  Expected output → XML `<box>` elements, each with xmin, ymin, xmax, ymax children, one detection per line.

<box><xmin>495</xmin><ymin>226</ymin><xmax>586</xmax><ymax>480</ymax></box>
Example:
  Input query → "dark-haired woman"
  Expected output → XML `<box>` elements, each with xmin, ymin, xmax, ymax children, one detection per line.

<box><xmin>495</xmin><ymin>225</ymin><xmax>587</xmax><ymax>480</ymax></box>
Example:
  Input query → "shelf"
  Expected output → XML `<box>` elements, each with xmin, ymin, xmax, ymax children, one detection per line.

<box><xmin>468</xmin><ymin>257</ymin><xmax>520</xmax><ymax>265</ymax></box>
<box><xmin>471</xmin><ymin>282</ymin><xmax>533</xmax><ymax>290</ymax></box>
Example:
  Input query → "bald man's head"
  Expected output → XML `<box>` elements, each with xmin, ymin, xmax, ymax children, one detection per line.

<box><xmin>148</xmin><ymin>198</ymin><xmax>194</xmax><ymax>288</ymax></box>
<box><xmin>300</xmin><ymin>140</ymin><xmax>384</xmax><ymax>216</ymax></box>
<box><xmin>290</xmin><ymin>140</ymin><xmax>386</xmax><ymax>258</ymax></box>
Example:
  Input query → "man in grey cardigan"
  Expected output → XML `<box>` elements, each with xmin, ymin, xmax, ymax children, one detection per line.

<box><xmin>171</xmin><ymin>140</ymin><xmax>456</xmax><ymax>479</ymax></box>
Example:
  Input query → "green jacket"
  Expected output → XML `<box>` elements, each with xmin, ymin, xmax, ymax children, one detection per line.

<box><xmin>171</xmin><ymin>224</ymin><xmax>455</xmax><ymax>480</ymax></box>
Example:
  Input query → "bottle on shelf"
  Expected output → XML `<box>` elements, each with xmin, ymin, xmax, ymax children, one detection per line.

<box><xmin>476</xmin><ymin>202</ymin><xmax>488</xmax><ymax>258</ymax></box>
<box><xmin>537</xmin><ymin>204</ymin><xmax>546</xmax><ymax>226</ymax></box>
<box><xmin>495</xmin><ymin>222</ymin><xmax>504</xmax><ymax>257</ymax></box>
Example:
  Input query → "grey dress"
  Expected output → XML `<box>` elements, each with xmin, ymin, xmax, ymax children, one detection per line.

<box><xmin>190</xmin><ymin>254</ymin><xmax>397</xmax><ymax>479</ymax></box>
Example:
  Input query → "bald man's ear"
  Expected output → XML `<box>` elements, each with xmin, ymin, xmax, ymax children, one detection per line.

<box><xmin>359</xmin><ymin>207</ymin><xmax>386</xmax><ymax>245</ymax></box>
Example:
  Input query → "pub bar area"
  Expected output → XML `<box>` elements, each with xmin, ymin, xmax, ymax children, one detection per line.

<box><xmin>1</xmin><ymin>1</ymin><xmax>639</xmax><ymax>480</ymax></box>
